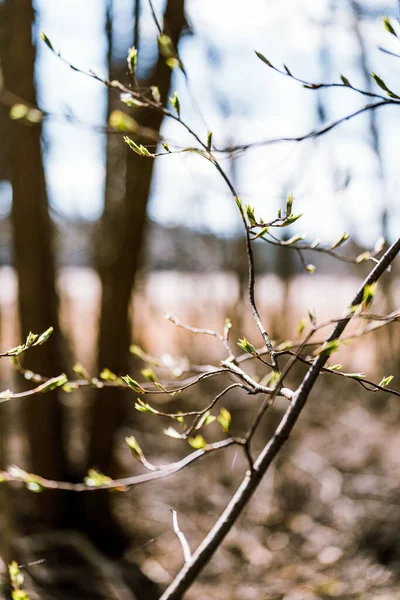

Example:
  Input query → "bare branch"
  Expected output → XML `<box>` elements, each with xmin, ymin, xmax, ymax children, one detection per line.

<box><xmin>2</xmin><ymin>437</ymin><xmax>241</xmax><ymax>492</ymax></box>
<box><xmin>165</xmin><ymin>313</ymin><xmax>234</xmax><ymax>357</ymax></box>
<box><xmin>159</xmin><ymin>237</ymin><xmax>400</xmax><ymax>600</ymax></box>
<box><xmin>216</xmin><ymin>101</ymin><xmax>394</xmax><ymax>154</ymax></box>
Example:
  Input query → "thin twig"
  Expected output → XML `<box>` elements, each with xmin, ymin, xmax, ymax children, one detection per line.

<box><xmin>2</xmin><ymin>438</ymin><xmax>242</xmax><ymax>492</ymax></box>
<box><xmin>215</xmin><ymin>101</ymin><xmax>395</xmax><ymax>154</ymax></box>
<box><xmin>165</xmin><ymin>313</ymin><xmax>234</xmax><ymax>357</ymax></box>
<box><xmin>171</xmin><ymin>509</ymin><xmax>192</xmax><ymax>564</ymax></box>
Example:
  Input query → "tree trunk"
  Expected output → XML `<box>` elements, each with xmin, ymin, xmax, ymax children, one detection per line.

<box><xmin>1</xmin><ymin>0</ymin><xmax>69</xmax><ymax>528</ymax></box>
<box><xmin>84</xmin><ymin>0</ymin><xmax>186</xmax><ymax>556</ymax></box>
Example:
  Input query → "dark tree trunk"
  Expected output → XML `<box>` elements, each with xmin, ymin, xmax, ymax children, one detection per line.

<box><xmin>1</xmin><ymin>0</ymin><xmax>69</xmax><ymax>528</ymax></box>
<box><xmin>84</xmin><ymin>0</ymin><xmax>186</xmax><ymax>556</ymax></box>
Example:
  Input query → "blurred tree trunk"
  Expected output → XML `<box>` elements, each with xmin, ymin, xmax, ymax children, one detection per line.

<box><xmin>0</xmin><ymin>0</ymin><xmax>69</xmax><ymax>528</ymax></box>
<box><xmin>0</xmin><ymin>0</ymin><xmax>11</xmax><ymax>569</ymax></box>
<box><xmin>84</xmin><ymin>0</ymin><xmax>186</xmax><ymax>557</ymax></box>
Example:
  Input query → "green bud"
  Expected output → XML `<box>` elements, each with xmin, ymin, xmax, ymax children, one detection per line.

<box><xmin>169</xmin><ymin>91</ymin><xmax>180</xmax><ymax>117</ymax></box>
<box><xmin>127</xmin><ymin>46</ymin><xmax>138</xmax><ymax>75</ymax></box>
<box><xmin>40</xmin><ymin>31</ymin><xmax>54</xmax><ymax>51</ymax></box>
<box><xmin>237</xmin><ymin>337</ymin><xmax>257</xmax><ymax>355</ymax></box>
<box><xmin>254</xmin><ymin>51</ymin><xmax>272</xmax><ymax>67</ymax></box>
<box><xmin>379</xmin><ymin>375</ymin><xmax>394</xmax><ymax>387</ymax></box>
<box><xmin>217</xmin><ymin>408</ymin><xmax>231</xmax><ymax>433</ymax></box>
<box><xmin>122</xmin><ymin>375</ymin><xmax>146</xmax><ymax>393</ymax></box>
<box><xmin>188</xmin><ymin>435</ymin><xmax>207</xmax><ymax>449</ymax></box>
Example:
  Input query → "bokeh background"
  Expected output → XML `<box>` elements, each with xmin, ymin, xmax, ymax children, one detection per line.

<box><xmin>0</xmin><ymin>0</ymin><xmax>399</xmax><ymax>598</ymax></box>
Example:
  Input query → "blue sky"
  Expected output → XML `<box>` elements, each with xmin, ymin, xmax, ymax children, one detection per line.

<box><xmin>21</xmin><ymin>0</ymin><xmax>400</xmax><ymax>245</ymax></box>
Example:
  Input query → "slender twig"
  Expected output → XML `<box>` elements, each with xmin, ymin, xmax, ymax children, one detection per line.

<box><xmin>253</xmin><ymin>54</ymin><xmax>391</xmax><ymax>101</ymax></box>
<box><xmin>215</xmin><ymin>101</ymin><xmax>395</xmax><ymax>154</ymax></box>
<box><xmin>148</xmin><ymin>0</ymin><xmax>162</xmax><ymax>35</ymax></box>
<box><xmin>2</xmin><ymin>438</ymin><xmax>242</xmax><ymax>492</ymax></box>
<box><xmin>165</xmin><ymin>313</ymin><xmax>234</xmax><ymax>357</ymax></box>
<box><xmin>209</xmin><ymin>158</ymin><xmax>279</xmax><ymax>371</ymax></box>
<box><xmin>256</xmin><ymin>230</ymin><xmax>380</xmax><ymax>265</ymax></box>
<box><xmin>171</xmin><ymin>509</ymin><xmax>192</xmax><ymax>564</ymax></box>
<box><xmin>282</xmin><ymin>350</ymin><xmax>399</xmax><ymax>398</ymax></box>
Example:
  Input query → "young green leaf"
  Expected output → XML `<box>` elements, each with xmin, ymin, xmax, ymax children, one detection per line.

<box><xmin>25</xmin><ymin>332</ymin><xmax>38</xmax><ymax>347</ymax></box>
<box><xmin>9</xmin><ymin>561</ymin><xmax>30</xmax><ymax>599</ymax></box>
<box><xmin>379</xmin><ymin>375</ymin><xmax>394</xmax><ymax>387</ymax></box>
<box><xmin>188</xmin><ymin>435</ymin><xmax>207</xmax><ymax>449</ymax></box>
<box><xmin>355</xmin><ymin>251</ymin><xmax>371</xmax><ymax>263</ymax></box>
<box><xmin>134</xmin><ymin>399</ymin><xmax>159</xmax><ymax>414</ymax></box>
<box><xmin>84</xmin><ymin>468</ymin><xmax>112</xmax><ymax>487</ymax></box>
<box><xmin>217</xmin><ymin>408</ymin><xmax>231</xmax><ymax>433</ymax></box>
<box><xmin>169</xmin><ymin>91</ymin><xmax>180</xmax><ymax>117</ymax></box>
<box><xmin>370</xmin><ymin>72</ymin><xmax>390</xmax><ymax>92</ymax></box>
<box><xmin>151</xmin><ymin>86</ymin><xmax>161</xmax><ymax>104</ymax></box>
<box><xmin>285</xmin><ymin>193</ymin><xmax>293</xmax><ymax>216</ymax></box>
<box><xmin>73</xmin><ymin>363</ymin><xmax>90</xmax><ymax>379</ymax></box>
<box><xmin>123</xmin><ymin>136</ymin><xmax>154</xmax><ymax>157</ymax></box>
<box><xmin>331</xmin><ymin>231</ymin><xmax>350</xmax><ymax>249</ymax></box>
<box><xmin>0</xmin><ymin>390</ymin><xmax>12</xmax><ymax>401</ymax></box>
<box><xmin>120</xmin><ymin>93</ymin><xmax>146</xmax><ymax>108</ymax></box>
<box><xmin>155</xmin><ymin>381</ymin><xmax>170</xmax><ymax>393</ymax></box>
<box><xmin>122</xmin><ymin>375</ymin><xmax>146</xmax><ymax>393</ymax></box>
<box><xmin>207</xmin><ymin>130</ymin><xmax>213</xmax><ymax>151</ymax></box>
<box><xmin>26</xmin><ymin>480</ymin><xmax>43</xmax><ymax>493</ymax></box>
<box><xmin>224</xmin><ymin>317</ymin><xmax>232</xmax><ymax>340</ymax></box>
<box><xmin>362</xmin><ymin>282</ymin><xmax>377</xmax><ymax>308</ymax></box>
<box><xmin>40</xmin><ymin>31</ymin><xmax>54</xmax><ymax>51</ymax></box>
<box><xmin>109</xmin><ymin>110</ymin><xmax>138</xmax><ymax>132</ymax></box>
<box><xmin>297</xmin><ymin>317</ymin><xmax>307</xmax><ymax>336</ymax></box>
<box><xmin>340</xmin><ymin>74</ymin><xmax>351</xmax><ymax>87</ymax></box>
<box><xmin>245</xmin><ymin>205</ymin><xmax>257</xmax><ymax>226</ymax></box>
<box><xmin>194</xmin><ymin>411</ymin><xmax>216</xmax><ymax>430</ymax></box>
<box><xmin>313</xmin><ymin>339</ymin><xmax>340</xmax><ymax>358</ymax></box>
<box><xmin>284</xmin><ymin>233</ymin><xmax>306</xmax><ymax>245</ymax></box>
<box><xmin>251</xmin><ymin>226</ymin><xmax>269</xmax><ymax>240</ymax></box>
<box><xmin>9</xmin><ymin>104</ymin><xmax>29</xmax><ymax>121</ymax></box>
<box><xmin>175</xmin><ymin>414</ymin><xmax>185</xmax><ymax>426</ymax></box>
<box><xmin>38</xmin><ymin>374</ymin><xmax>68</xmax><ymax>393</ymax></box>
<box><xmin>308</xmin><ymin>309</ymin><xmax>317</xmax><ymax>326</ymax></box>
<box><xmin>283</xmin><ymin>64</ymin><xmax>292</xmax><ymax>76</ymax></box>
<box><xmin>100</xmin><ymin>368</ymin><xmax>117</xmax><ymax>381</ymax></box>
<box><xmin>124</xmin><ymin>136</ymin><xmax>144</xmax><ymax>155</ymax></box>
<box><xmin>283</xmin><ymin>213</ymin><xmax>303</xmax><ymax>226</ymax></box>
<box><xmin>254</xmin><ymin>50</ymin><xmax>272</xmax><ymax>67</ymax></box>
<box><xmin>164</xmin><ymin>427</ymin><xmax>184</xmax><ymax>439</ymax></box>
<box><xmin>127</xmin><ymin>46</ymin><xmax>138</xmax><ymax>75</ymax></box>
<box><xmin>304</xmin><ymin>264</ymin><xmax>316</xmax><ymax>274</ymax></box>
<box><xmin>237</xmin><ymin>338</ymin><xmax>257</xmax><ymax>355</ymax></box>
<box><xmin>374</xmin><ymin>236</ymin><xmax>386</xmax><ymax>254</ymax></box>
<box><xmin>158</xmin><ymin>34</ymin><xmax>175</xmax><ymax>59</ymax></box>
<box><xmin>383</xmin><ymin>16</ymin><xmax>397</xmax><ymax>36</ymax></box>
<box><xmin>125</xmin><ymin>436</ymin><xmax>144</xmax><ymax>460</ymax></box>
<box><xmin>141</xmin><ymin>368</ymin><xmax>157</xmax><ymax>382</ymax></box>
